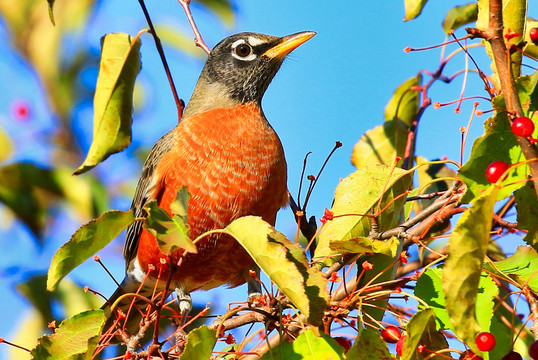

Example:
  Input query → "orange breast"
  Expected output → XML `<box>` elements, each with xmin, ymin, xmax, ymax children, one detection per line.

<box><xmin>136</xmin><ymin>103</ymin><xmax>288</xmax><ymax>291</ymax></box>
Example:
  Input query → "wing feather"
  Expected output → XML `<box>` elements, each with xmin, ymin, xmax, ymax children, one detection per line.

<box><xmin>123</xmin><ymin>129</ymin><xmax>176</xmax><ymax>266</ymax></box>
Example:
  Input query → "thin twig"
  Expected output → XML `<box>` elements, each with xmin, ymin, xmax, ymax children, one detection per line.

<box><xmin>373</xmin><ymin>179</ymin><xmax>463</xmax><ymax>240</ymax></box>
<box><xmin>177</xmin><ymin>0</ymin><xmax>211</xmax><ymax>54</ymax></box>
<box><xmin>137</xmin><ymin>0</ymin><xmax>184</xmax><ymax>119</ymax></box>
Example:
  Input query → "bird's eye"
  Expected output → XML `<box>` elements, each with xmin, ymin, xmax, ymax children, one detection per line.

<box><xmin>235</xmin><ymin>43</ymin><xmax>252</xmax><ymax>57</ymax></box>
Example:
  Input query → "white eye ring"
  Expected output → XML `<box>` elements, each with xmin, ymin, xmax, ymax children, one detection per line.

<box><xmin>231</xmin><ymin>39</ymin><xmax>257</xmax><ymax>61</ymax></box>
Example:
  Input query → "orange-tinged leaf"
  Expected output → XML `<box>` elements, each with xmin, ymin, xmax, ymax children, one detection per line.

<box><xmin>225</xmin><ymin>216</ymin><xmax>328</xmax><ymax>326</ymax></box>
<box><xmin>47</xmin><ymin>210</ymin><xmax>135</xmax><ymax>291</ymax></box>
<box><xmin>442</xmin><ymin>184</ymin><xmax>498</xmax><ymax>355</ymax></box>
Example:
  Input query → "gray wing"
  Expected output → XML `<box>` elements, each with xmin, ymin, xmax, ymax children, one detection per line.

<box><xmin>123</xmin><ymin>129</ymin><xmax>176</xmax><ymax>267</ymax></box>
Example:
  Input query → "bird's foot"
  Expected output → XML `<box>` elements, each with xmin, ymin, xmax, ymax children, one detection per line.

<box><xmin>175</xmin><ymin>285</ymin><xmax>192</xmax><ymax>325</ymax></box>
<box><xmin>247</xmin><ymin>292</ymin><xmax>268</xmax><ymax>307</ymax></box>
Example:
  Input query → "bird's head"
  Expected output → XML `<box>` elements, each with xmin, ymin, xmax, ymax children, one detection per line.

<box><xmin>184</xmin><ymin>31</ymin><xmax>315</xmax><ymax>117</ymax></box>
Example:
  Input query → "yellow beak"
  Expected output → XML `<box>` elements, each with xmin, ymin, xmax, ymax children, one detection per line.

<box><xmin>263</xmin><ymin>31</ymin><xmax>316</xmax><ymax>59</ymax></box>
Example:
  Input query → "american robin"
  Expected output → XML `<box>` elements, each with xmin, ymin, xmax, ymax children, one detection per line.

<box><xmin>104</xmin><ymin>31</ymin><xmax>315</xmax><ymax>336</ymax></box>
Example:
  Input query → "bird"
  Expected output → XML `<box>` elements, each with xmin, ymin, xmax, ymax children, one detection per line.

<box><xmin>103</xmin><ymin>31</ymin><xmax>316</xmax><ymax>339</ymax></box>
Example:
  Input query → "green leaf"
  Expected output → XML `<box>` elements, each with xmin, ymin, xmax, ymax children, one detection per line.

<box><xmin>316</xmin><ymin>164</ymin><xmax>412</xmax><ymax>267</ymax></box>
<box><xmin>523</xmin><ymin>18</ymin><xmax>538</xmax><ymax>59</ymax></box>
<box><xmin>484</xmin><ymin>246</ymin><xmax>538</xmax><ymax>292</ymax></box>
<box><xmin>501</xmin><ymin>0</ymin><xmax>526</xmax><ymax>77</ymax></box>
<box><xmin>459</xmin><ymin>92</ymin><xmax>530</xmax><ymax>203</ymax></box>
<box><xmin>144</xmin><ymin>201</ymin><xmax>196</xmax><ymax>256</ymax></box>
<box><xmin>145</xmin><ymin>187</ymin><xmax>194</xmax><ymax>255</ymax></box>
<box><xmin>260</xmin><ymin>329</ymin><xmax>344</xmax><ymax>360</ymax></box>
<box><xmin>515</xmin><ymin>183</ymin><xmax>538</xmax><ymax>250</ymax></box>
<box><xmin>0</xmin><ymin>162</ymin><xmax>101</xmax><ymax>239</ymax></box>
<box><xmin>416</xmin><ymin>268</ymin><xmax>499</xmax><ymax>334</ymax></box>
<box><xmin>317</xmin><ymin>165</ymin><xmax>411</xmax><ymax>322</ymax></box>
<box><xmin>442</xmin><ymin>185</ymin><xmax>498</xmax><ymax>355</ymax></box>
<box><xmin>179</xmin><ymin>325</ymin><xmax>217</xmax><ymax>360</ymax></box>
<box><xmin>442</xmin><ymin>3</ymin><xmax>478</xmax><ymax>34</ymax></box>
<box><xmin>384</xmin><ymin>75</ymin><xmax>421</xmax><ymax>127</ymax></box>
<box><xmin>401</xmin><ymin>308</ymin><xmax>448</xmax><ymax>360</ymax></box>
<box><xmin>47</xmin><ymin>0</ymin><xmax>55</xmax><ymax>25</ymax></box>
<box><xmin>170</xmin><ymin>186</ymin><xmax>191</xmax><ymax>218</ymax></box>
<box><xmin>74</xmin><ymin>32</ymin><xmax>142</xmax><ymax>175</ymax></box>
<box><xmin>329</xmin><ymin>236</ymin><xmax>399</xmax><ymax>257</ymax></box>
<box><xmin>477</xmin><ymin>0</ymin><xmax>526</xmax><ymax>76</ymax></box>
<box><xmin>30</xmin><ymin>310</ymin><xmax>105</xmax><ymax>360</ymax></box>
<box><xmin>346</xmin><ymin>328</ymin><xmax>390</xmax><ymax>360</ymax></box>
<box><xmin>416</xmin><ymin>267</ymin><xmax>527</xmax><ymax>359</ymax></box>
<box><xmin>351</xmin><ymin>120</ymin><xmax>408</xmax><ymax>169</ymax></box>
<box><xmin>404</xmin><ymin>0</ymin><xmax>428</xmax><ymax>21</ymax></box>
<box><xmin>225</xmin><ymin>216</ymin><xmax>328</xmax><ymax>326</ymax></box>
<box><xmin>415</xmin><ymin>268</ymin><xmax>449</xmax><ymax>330</ymax></box>
<box><xmin>0</xmin><ymin>162</ymin><xmax>59</xmax><ymax>238</ymax></box>
<box><xmin>518</xmin><ymin>70</ymin><xmax>538</xmax><ymax>118</ymax></box>
<box><xmin>47</xmin><ymin>210</ymin><xmax>135</xmax><ymax>291</ymax></box>
<box><xmin>353</xmin><ymin>76</ymin><xmax>420</xmax><ymax>169</ymax></box>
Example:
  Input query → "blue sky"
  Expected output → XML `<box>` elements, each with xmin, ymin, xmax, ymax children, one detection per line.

<box><xmin>0</xmin><ymin>0</ymin><xmax>536</xmax><ymax>358</ymax></box>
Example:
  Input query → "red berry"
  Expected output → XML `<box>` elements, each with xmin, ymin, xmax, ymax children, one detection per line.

<box><xmin>485</xmin><ymin>160</ymin><xmax>510</xmax><ymax>183</ymax></box>
<box><xmin>530</xmin><ymin>28</ymin><xmax>538</xmax><ymax>45</ymax></box>
<box><xmin>511</xmin><ymin>117</ymin><xmax>535</xmax><ymax>137</ymax></box>
<box><xmin>381</xmin><ymin>325</ymin><xmax>401</xmax><ymax>343</ymax></box>
<box><xmin>530</xmin><ymin>339</ymin><xmax>538</xmax><ymax>360</ymax></box>
<box><xmin>333</xmin><ymin>337</ymin><xmax>352</xmax><ymax>352</ymax></box>
<box><xmin>476</xmin><ymin>332</ymin><xmax>496</xmax><ymax>351</ymax></box>
<box><xmin>460</xmin><ymin>350</ymin><xmax>483</xmax><ymax>360</ymax></box>
<box><xmin>396</xmin><ymin>335</ymin><xmax>405</xmax><ymax>356</ymax></box>
<box><xmin>502</xmin><ymin>351</ymin><xmax>523</xmax><ymax>360</ymax></box>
